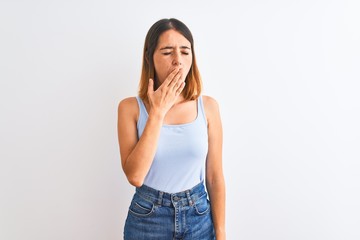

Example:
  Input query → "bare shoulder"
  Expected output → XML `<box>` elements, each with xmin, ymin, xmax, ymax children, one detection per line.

<box><xmin>202</xmin><ymin>95</ymin><xmax>220</xmax><ymax>115</ymax></box>
<box><xmin>118</xmin><ymin>96</ymin><xmax>137</xmax><ymax>109</ymax></box>
<box><xmin>202</xmin><ymin>95</ymin><xmax>222</xmax><ymax>126</ymax></box>
<box><xmin>117</xmin><ymin>97</ymin><xmax>139</xmax><ymax>119</ymax></box>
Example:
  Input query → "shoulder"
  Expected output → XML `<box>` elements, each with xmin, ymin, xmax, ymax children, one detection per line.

<box><xmin>118</xmin><ymin>96</ymin><xmax>138</xmax><ymax>109</ymax></box>
<box><xmin>117</xmin><ymin>97</ymin><xmax>139</xmax><ymax>119</ymax></box>
<box><xmin>201</xmin><ymin>95</ymin><xmax>221</xmax><ymax>123</ymax></box>
<box><xmin>202</xmin><ymin>95</ymin><xmax>220</xmax><ymax>114</ymax></box>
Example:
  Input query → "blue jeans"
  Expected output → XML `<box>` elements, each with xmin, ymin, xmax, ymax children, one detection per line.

<box><xmin>124</xmin><ymin>181</ymin><xmax>215</xmax><ymax>240</ymax></box>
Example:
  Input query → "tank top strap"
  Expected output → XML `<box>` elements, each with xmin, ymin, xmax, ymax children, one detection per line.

<box><xmin>197</xmin><ymin>95</ymin><xmax>208</xmax><ymax>126</ymax></box>
<box><xmin>135</xmin><ymin>96</ymin><xmax>148</xmax><ymax>115</ymax></box>
<box><xmin>135</xmin><ymin>96</ymin><xmax>149</xmax><ymax>133</ymax></box>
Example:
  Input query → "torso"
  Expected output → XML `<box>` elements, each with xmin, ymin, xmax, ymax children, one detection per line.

<box><xmin>135</xmin><ymin>95</ymin><xmax>209</xmax><ymax>193</ymax></box>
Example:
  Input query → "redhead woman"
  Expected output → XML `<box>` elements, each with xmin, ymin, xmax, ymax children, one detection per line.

<box><xmin>117</xmin><ymin>18</ymin><xmax>226</xmax><ymax>240</ymax></box>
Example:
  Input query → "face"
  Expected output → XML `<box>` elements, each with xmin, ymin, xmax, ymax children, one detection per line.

<box><xmin>153</xmin><ymin>29</ymin><xmax>193</xmax><ymax>86</ymax></box>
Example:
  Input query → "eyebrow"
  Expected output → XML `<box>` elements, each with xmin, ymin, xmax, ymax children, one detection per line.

<box><xmin>159</xmin><ymin>46</ymin><xmax>191</xmax><ymax>50</ymax></box>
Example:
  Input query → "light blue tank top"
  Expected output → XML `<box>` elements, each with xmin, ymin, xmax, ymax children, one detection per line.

<box><xmin>136</xmin><ymin>96</ymin><xmax>208</xmax><ymax>193</ymax></box>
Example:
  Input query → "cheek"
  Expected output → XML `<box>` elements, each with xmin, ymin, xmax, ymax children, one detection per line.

<box><xmin>181</xmin><ymin>67</ymin><xmax>191</xmax><ymax>81</ymax></box>
<box><xmin>186</xmin><ymin>57</ymin><xmax>192</xmax><ymax>69</ymax></box>
<box><xmin>154</xmin><ymin>60</ymin><xmax>170</xmax><ymax>74</ymax></box>
<box><xmin>184</xmin><ymin>59</ymin><xmax>192</xmax><ymax>75</ymax></box>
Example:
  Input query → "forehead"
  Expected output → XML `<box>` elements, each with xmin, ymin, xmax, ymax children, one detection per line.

<box><xmin>157</xmin><ymin>29</ymin><xmax>191</xmax><ymax>48</ymax></box>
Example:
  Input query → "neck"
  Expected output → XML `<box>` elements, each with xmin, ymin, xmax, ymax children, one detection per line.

<box><xmin>172</xmin><ymin>95</ymin><xmax>187</xmax><ymax>107</ymax></box>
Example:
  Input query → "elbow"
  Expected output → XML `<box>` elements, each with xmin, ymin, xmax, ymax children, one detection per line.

<box><xmin>127</xmin><ymin>175</ymin><xmax>144</xmax><ymax>188</ymax></box>
<box><xmin>206</xmin><ymin>174</ymin><xmax>225</xmax><ymax>187</ymax></box>
<box><xmin>122</xmin><ymin>160</ymin><xmax>145</xmax><ymax>187</ymax></box>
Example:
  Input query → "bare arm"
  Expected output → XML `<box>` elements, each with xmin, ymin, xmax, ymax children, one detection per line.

<box><xmin>117</xmin><ymin>68</ymin><xmax>185</xmax><ymax>187</ymax></box>
<box><xmin>117</xmin><ymin>98</ymin><xmax>163</xmax><ymax>187</ymax></box>
<box><xmin>204</xmin><ymin>96</ymin><xmax>226</xmax><ymax>240</ymax></box>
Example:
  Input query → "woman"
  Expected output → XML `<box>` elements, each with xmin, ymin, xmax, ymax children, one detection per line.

<box><xmin>117</xmin><ymin>18</ymin><xmax>225</xmax><ymax>240</ymax></box>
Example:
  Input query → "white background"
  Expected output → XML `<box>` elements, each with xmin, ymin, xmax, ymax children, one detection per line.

<box><xmin>1</xmin><ymin>0</ymin><xmax>359</xmax><ymax>239</ymax></box>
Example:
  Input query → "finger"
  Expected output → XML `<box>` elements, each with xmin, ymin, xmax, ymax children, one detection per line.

<box><xmin>164</xmin><ymin>68</ymin><xmax>181</xmax><ymax>87</ymax></box>
<box><xmin>168</xmin><ymin>70</ymin><xmax>182</xmax><ymax>89</ymax></box>
<box><xmin>175</xmin><ymin>82</ymin><xmax>186</xmax><ymax>95</ymax></box>
<box><xmin>147</xmin><ymin>78</ymin><xmax>154</xmax><ymax>95</ymax></box>
<box><xmin>172</xmin><ymin>77</ymin><xmax>183</xmax><ymax>91</ymax></box>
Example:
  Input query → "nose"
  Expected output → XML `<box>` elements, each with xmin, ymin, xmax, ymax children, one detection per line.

<box><xmin>172</xmin><ymin>52</ymin><xmax>182</xmax><ymax>66</ymax></box>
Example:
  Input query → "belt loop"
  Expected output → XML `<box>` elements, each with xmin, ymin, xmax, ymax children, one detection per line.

<box><xmin>186</xmin><ymin>190</ymin><xmax>193</xmax><ymax>206</ymax></box>
<box><xmin>157</xmin><ymin>191</ymin><xmax>164</xmax><ymax>205</ymax></box>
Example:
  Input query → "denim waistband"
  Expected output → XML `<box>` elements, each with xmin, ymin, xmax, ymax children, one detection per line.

<box><xmin>135</xmin><ymin>181</ymin><xmax>206</xmax><ymax>207</ymax></box>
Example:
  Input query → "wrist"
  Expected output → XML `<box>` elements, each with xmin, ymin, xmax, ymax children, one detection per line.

<box><xmin>148</xmin><ymin>109</ymin><xmax>165</xmax><ymax>123</ymax></box>
<box><xmin>215</xmin><ymin>228</ymin><xmax>226</xmax><ymax>240</ymax></box>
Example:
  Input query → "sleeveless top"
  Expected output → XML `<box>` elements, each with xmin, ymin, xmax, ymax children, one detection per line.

<box><xmin>135</xmin><ymin>96</ymin><xmax>208</xmax><ymax>193</ymax></box>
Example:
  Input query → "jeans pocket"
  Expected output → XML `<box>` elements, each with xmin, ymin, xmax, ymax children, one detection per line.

<box><xmin>128</xmin><ymin>194</ymin><xmax>155</xmax><ymax>217</ymax></box>
<box><xmin>194</xmin><ymin>196</ymin><xmax>211</xmax><ymax>215</ymax></box>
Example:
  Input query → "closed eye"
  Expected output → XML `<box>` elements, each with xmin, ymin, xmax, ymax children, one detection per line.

<box><xmin>162</xmin><ymin>52</ymin><xmax>190</xmax><ymax>56</ymax></box>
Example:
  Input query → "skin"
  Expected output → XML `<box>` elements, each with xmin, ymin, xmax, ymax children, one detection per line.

<box><xmin>117</xmin><ymin>29</ymin><xmax>226</xmax><ymax>239</ymax></box>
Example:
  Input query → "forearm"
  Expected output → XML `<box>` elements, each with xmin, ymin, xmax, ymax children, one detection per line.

<box><xmin>207</xmin><ymin>176</ymin><xmax>226</xmax><ymax>239</ymax></box>
<box><xmin>123</xmin><ymin>112</ymin><xmax>163</xmax><ymax>186</ymax></box>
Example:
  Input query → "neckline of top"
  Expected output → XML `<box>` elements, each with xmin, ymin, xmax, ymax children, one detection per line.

<box><xmin>139</xmin><ymin>97</ymin><xmax>200</xmax><ymax>127</ymax></box>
